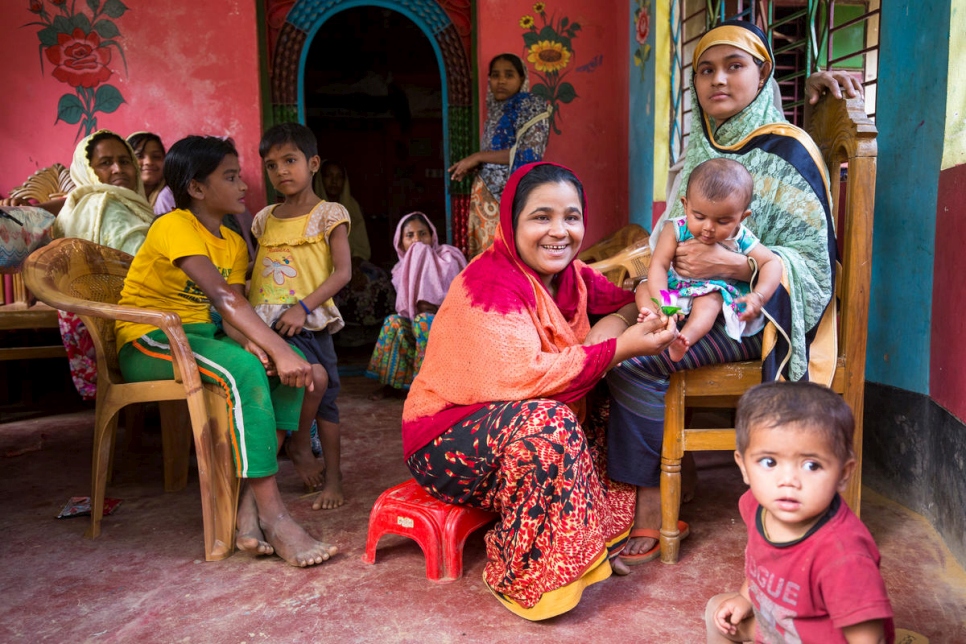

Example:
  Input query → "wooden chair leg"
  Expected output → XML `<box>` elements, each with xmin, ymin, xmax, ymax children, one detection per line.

<box><xmin>841</xmin><ymin>386</ymin><xmax>863</xmax><ymax>515</ymax></box>
<box><xmin>159</xmin><ymin>400</ymin><xmax>191</xmax><ymax>492</ymax></box>
<box><xmin>660</xmin><ymin>373</ymin><xmax>686</xmax><ymax>564</ymax></box>
<box><xmin>105</xmin><ymin>406</ymin><xmax>132</xmax><ymax>486</ymax></box>
<box><xmin>196</xmin><ymin>388</ymin><xmax>237</xmax><ymax>561</ymax></box>
<box><xmin>87</xmin><ymin>407</ymin><xmax>120</xmax><ymax>539</ymax></box>
<box><xmin>207</xmin><ymin>388</ymin><xmax>239</xmax><ymax>561</ymax></box>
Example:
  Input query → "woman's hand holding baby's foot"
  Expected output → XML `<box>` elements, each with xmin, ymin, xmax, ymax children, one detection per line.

<box><xmin>312</xmin><ymin>473</ymin><xmax>345</xmax><ymax>510</ymax></box>
<box><xmin>236</xmin><ymin>485</ymin><xmax>274</xmax><ymax>556</ymax></box>
<box><xmin>260</xmin><ymin>513</ymin><xmax>338</xmax><ymax>567</ymax></box>
<box><xmin>667</xmin><ymin>334</ymin><xmax>691</xmax><ymax>362</ymax></box>
<box><xmin>637</xmin><ymin>306</ymin><xmax>659</xmax><ymax>324</ymax></box>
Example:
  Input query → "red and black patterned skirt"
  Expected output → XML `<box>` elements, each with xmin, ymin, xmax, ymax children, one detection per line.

<box><xmin>406</xmin><ymin>397</ymin><xmax>635</xmax><ymax>609</ymax></box>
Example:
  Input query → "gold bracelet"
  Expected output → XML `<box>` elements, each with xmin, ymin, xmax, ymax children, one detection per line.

<box><xmin>752</xmin><ymin>291</ymin><xmax>765</xmax><ymax>304</ymax></box>
<box><xmin>608</xmin><ymin>312</ymin><xmax>633</xmax><ymax>326</ymax></box>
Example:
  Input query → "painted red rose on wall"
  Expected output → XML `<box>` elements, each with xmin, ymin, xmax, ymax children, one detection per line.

<box><xmin>45</xmin><ymin>28</ymin><xmax>113</xmax><ymax>88</ymax></box>
<box><xmin>25</xmin><ymin>0</ymin><xmax>130</xmax><ymax>140</ymax></box>
<box><xmin>635</xmin><ymin>7</ymin><xmax>649</xmax><ymax>44</ymax></box>
<box><xmin>632</xmin><ymin>0</ymin><xmax>652</xmax><ymax>81</ymax></box>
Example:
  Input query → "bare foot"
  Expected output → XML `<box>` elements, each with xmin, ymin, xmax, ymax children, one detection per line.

<box><xmin>622</xmin><ymin>486</ymin><xmax>661</xmax><ymax>557</ymax></box>
<box><xmin>667</xmin><ymin>334</ymin><xmax>690</xmax><ymax>363</ymax></box>
<box><xmin>611</xmin><ymin>557</ymin><xmax>631</xmax><ymax>576</ymax></box>
<box><xmin>369</xmin><ymin>384</ymin><xmax>389</xmax><ymax>400</ymax></box>
<box><xmin>369</xmin><ymin>385</ymin><xmax>405</xmax><ymax>401</ymax></box>
<box><xmin>260</xmin><ymin>512</ymin><xmax>338</xmax><ymax>567</ymax></box>
<box><xmin>312</xmin><ymin>472</ymin><xmax>345</xmax><ymax>510</ymax></box>
<box><xmin>235</xmin><ymin>486</ymin><xmax>273</xmax><ymax>556</ymax></box>
<box><xmin>284</xmin><ymin>437</ymin><xmax>324</xmax><ymax>490</ymax></box>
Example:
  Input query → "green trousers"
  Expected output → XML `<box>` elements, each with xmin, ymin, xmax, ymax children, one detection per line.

<box><xmin>118</xmin><ymin>323</ymin><xmax>303</xmax><ymax>478</ymax></box>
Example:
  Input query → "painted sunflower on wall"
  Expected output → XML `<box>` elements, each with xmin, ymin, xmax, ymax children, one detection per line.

<box><xmin>520</xmin><ymin>1</ymin><xmax>580</xmax><ymax>134</ymax></box>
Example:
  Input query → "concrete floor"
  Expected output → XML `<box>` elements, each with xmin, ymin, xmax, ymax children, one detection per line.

<box><xmin>1</xmin><ymin>369</ymin><xmax>964</xmax><ymax>643</ymax></box>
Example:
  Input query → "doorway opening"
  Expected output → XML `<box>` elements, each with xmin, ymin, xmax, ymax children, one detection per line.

<box><xmin>303</xmin><ymin>6</ymin><xmax>446</xmax><ymax>275</ymax></box>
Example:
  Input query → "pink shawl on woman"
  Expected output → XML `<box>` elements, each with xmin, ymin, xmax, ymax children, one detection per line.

<box><xmin>391</xmin><ymin>212</ymin><xmax>467</xmax><ymax>319</ymax></box>
<box><xmin>401</xmin><ymin>163</ymin><xmax>636</xmax><ymax>457</ymax></box>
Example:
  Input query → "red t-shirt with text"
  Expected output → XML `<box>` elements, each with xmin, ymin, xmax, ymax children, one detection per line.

<box><xmin>740</xmin><ymin>490</ymin><xmax>895</xmax><ymax>643</ymax></box>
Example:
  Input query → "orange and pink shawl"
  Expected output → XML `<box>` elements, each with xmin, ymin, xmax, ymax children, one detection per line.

<box><xmin>401</xmin><ymin>163</ymin><xmax>635</xmax><ymax>457</ymax></box>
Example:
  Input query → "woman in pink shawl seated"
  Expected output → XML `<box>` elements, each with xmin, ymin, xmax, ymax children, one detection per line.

<box><xmin>402</xmin><ymin>163</ymin><xmax>678</xmax><ymax>620</ymax></box>
<box><xmin>366</xmin><ymin>211</ymin><xmax>466</xmax><ymax>399</ymax></box>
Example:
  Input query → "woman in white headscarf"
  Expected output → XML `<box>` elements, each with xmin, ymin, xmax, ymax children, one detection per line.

<box><xmin>55</xmin><ymin>130</ymin><xmax>155</xmax><ymax>255</ymax></box>
<box><xmin>53</xmin><ymin>129</ymin><xmax>156</xmax><ymax>399</ymax></box>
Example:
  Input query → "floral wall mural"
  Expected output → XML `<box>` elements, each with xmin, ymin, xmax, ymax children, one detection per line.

<box><xmin>632</xmin><ymin>0</ymin><xmax>650</xmax><ymax>79</ymax></box>
<box><xmin>26</xmin><ymin>0</ymin><xmax>131</xmax><ymax>141</ymax></box>
<box><xmin>628</xmin><ymin>0</ymin><xmax>655</xmax><ymax>228</ymax></box>
<box><xmin>3</xmin><ymin>2</ymin><xmax>266</xmax><ymax>211</ymax></box>
<box><xmin>519</xmin><ymin>1</ymin><xmax>580</xmax><ymax>134</ymax></box>
<box><xmin>480</xmin><ymin>0</ymin><xmax>629</xmax><ymax>244</ymax></box>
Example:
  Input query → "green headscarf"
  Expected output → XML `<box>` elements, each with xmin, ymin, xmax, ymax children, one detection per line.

<box><xmin>654</xmin><ymin>20</ymin><xmax>835</xmax><ymax>382</ymax></box>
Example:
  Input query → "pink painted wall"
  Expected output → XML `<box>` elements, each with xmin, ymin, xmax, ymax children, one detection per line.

<box><xmin>930</xmin><ymin>162</ymin><xmax>966</xmax><ymax>420</ymax></box>
<box><xmin>0</xmin><ymin>1</ymin><xmax>267</xmax><ymax>210</ymax></box>
<box><xmin>476</xmin><ymin>0</ymin><xmax>629</xmax><ymax>246</ymax></box>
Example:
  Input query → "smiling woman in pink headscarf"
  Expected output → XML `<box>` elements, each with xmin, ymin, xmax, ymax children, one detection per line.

<box><xmin>364</xmin><ymin>211</ymin><xmax>466</xmax><ymax>399</ymax></box>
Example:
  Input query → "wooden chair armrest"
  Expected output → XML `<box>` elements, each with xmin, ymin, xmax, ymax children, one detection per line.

<box><xmin>31</xmin><ymin>289</ymin><xmax>197</xmax><ymax>387</ymax></box>
<box><xmin>90</xmin><ymin>303</ymin><xmax>197</xmax><ymax>388</ymax></box>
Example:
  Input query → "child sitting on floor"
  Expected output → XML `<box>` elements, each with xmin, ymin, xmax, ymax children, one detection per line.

<box><xmin>251</xmin><ymin>123</ymin><xmax>352</xmax><ymax>510</ymax></box>
<box><xmin>641</xmin><ymin>158</ymin><xmax>782</xmax><ymax>362</ymax></box>
<box><xmin>365</xmin><ymin>211</ymin><xmax>466</xmax><ymax>400</ymax></box>
<box><xmin>115</xmin><ymin>135</ymin><xmax>336</xmax><ymax>567</ymax></box>
<box><xmin>706</xmin><ymin>381</ymin><xmax>894</xmax><ymax>643</ymax></box>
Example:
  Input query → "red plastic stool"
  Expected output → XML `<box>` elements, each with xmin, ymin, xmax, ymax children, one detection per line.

<box><xmin>362</xmin><ymin>479</ymin><xmax>497</xmax><ymax>582</ymax></box>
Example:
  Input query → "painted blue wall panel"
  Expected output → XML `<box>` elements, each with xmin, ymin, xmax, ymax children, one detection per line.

<box><xmin>628</xmin><ymin>0</ymin><xmax>654</xmax><ymax>228</ymax></box>
<box><xmin>866</xmin><ymin>0</ymin><xmax>949</xmax><ymax>393</ymax></box>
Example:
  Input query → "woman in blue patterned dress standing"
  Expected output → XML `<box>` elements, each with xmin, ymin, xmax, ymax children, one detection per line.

<box><xmin>448</xmin><ymin>53</ymin><xmax>551</xmax><ymax>258</ymax></box>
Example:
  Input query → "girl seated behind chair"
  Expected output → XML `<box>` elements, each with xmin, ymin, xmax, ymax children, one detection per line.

<box><xmin>366</xmin><ymin>211</ymin><xmax>466</xmax><ymax>400</ymax></box>
<box><xmin>115</xmin><ymin>135</ymin><xmax>337</xmax><ymax>567</ymax></box>
<box><xmin>641</xmin><ymin>158</ymin><xmax>782</xmax><ymax>362</ymax></box>
<box><xmin>252</xmin><ymin>123</ymin><xmax>352</xmax><ymax>510</ymax></box>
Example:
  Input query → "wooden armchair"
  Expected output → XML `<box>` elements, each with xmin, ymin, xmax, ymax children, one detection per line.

<box><xmin>0</xmin><ymin>163</ymin><xmax>76</xmax><ymax>361</ymax></box>
<box><xmin>22</xmin><ymin>238</ymin><xmax>240</xmax><ymax>561</ymax></box>
<box><xmin>658</xmin><ymin>94</ymin><xmax>877</xmax><ymax>563</ymax></box>
<box><xmin>587</xmin><ymin>236</ymin><xmax>653</xmax><ymax>289</ymax></box>
<box><xmin>8</xmin><ymin>163</ymin><xmax>74</xmax><ymax>203</ymax></box>
<box><xmin>578</xmin><ymin>223</ymin><xmax>649</xmax><ymax>264</ymax></box>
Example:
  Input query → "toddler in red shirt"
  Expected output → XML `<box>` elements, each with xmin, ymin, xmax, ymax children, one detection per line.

<box><xmin>706</xmin><ymin>382</ymin><xmax>894</xmax><ymax>644</ymax></box>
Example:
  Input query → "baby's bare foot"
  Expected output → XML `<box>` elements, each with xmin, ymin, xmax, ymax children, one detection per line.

<box><xmin>668</xmin><ymin>335</ymin><xmax>690</xmax><ymax>363</ymax></box>
<box><xmin>312</xmin><ymin>473</ymin><xmax>345</xmax><ymax>510</ymax></box>
<box><xmin>260</xmin><ymin>513</ymin><xmax>338</xmax><ymax>567</ymax></box>
<box><xmin>236</xmin><ymin>487</ymin><xmax>273</xmax><ymax>556</ymax></box>
<box><xmin>284</xmin><ymin>438</ymin><xmax>324</xmax><ymax>490</ymax></box>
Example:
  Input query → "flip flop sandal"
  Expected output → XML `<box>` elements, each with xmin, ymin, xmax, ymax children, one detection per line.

<box><xmin>619</xmin><ymin>521</ymin><xmax>690</xmax><ymax>566</ymax></box>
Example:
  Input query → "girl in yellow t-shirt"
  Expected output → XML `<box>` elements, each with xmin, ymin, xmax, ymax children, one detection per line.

<box><xmin>251</xmin><ymin>123</ymin><xmax>353</xmax><ymax>511</ymax></box>
<box><xmin>116</xmin><ymin>135</ymin><xmax>337</xmax><ymax>568</ymax></box>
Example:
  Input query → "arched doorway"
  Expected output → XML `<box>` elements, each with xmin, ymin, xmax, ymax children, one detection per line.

<box><xmin>303</xmin><ymin>7</ymin><xmax>445</xmax><ymax>268</ymax></box>
<box><xmin>268</xmin><ymin>0</ymin><xmax>474</xmax><ymax>254</ymax></box>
